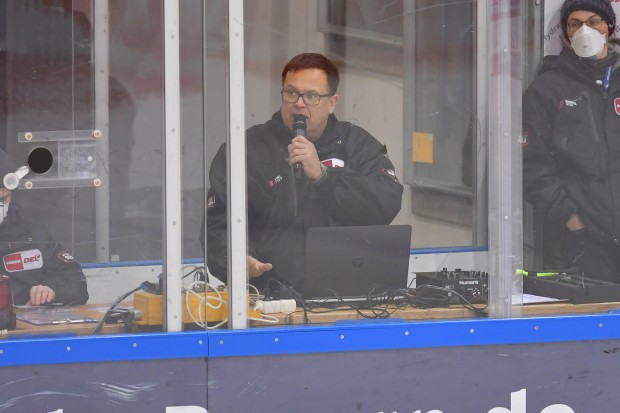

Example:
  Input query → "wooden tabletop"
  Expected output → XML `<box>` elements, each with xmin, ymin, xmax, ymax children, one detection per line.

<box><xmin>255</xmin><ymin>301</ymin><xmax>620</xmax><ymax>326</ymax></box>
<box><xmin>0</xmin><ymin>304</ymin><xmax>131</xmax><ymax>338</ymax></box>
<box><xmin>3</xmin><ymin>300</ymin><xmax>619</xmax><ymax>337</ymax></box>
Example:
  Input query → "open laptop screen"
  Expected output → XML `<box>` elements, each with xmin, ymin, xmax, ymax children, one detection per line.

<box><xmin>302</xmin><ymin>225</ymin><xmax>412</xmax><ymax>301</ymax></box>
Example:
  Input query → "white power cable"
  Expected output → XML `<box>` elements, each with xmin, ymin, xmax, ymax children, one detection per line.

<box><xmin>184</xmin><ymin>281</ymin><xmax>283</xmax><ymax>328</ymax></box>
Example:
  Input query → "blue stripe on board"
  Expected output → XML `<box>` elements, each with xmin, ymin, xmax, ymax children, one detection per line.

<box><xmin>2</xmin><ymin>312</ymin><xmax>620</xmax><ymax>366</ymax></box>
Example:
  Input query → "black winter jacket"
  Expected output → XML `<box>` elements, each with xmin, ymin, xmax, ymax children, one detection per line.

<box><xmin>203</xmin><ymin>112</ymin><xmax>403</xmax><ymax>292</ymax></box>
<box><xmin>523</xmin><ymin>44</ymin><xmax>620</xmax><ymax>245</ymax></box>
<box><xmin>0</xmin><ymin>205</ymin><xmax>89</xmax><ymax>305</ymax></box>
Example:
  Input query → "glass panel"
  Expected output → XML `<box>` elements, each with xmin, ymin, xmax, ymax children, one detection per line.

<box><xmin>0</xmin><ymin>1</ymin><xmax>171</xmax><ymax>336</ymax></box>
<box><xmin>522</xmin><ymin>1</ymin><xmax>620</xmax><ymax>311</ymax></box>
<box><xmin>403</xmin><ymin>0</ymin><xmax>481</xmax><ymax>248</ymax></box>
<box><xmin>11</xmin><ymin>0</ymin><xmax>599</xmax><ymax>337</ymax></box>
<box><xmin>200</xmin><ymin>0</ymin><xmax>523</xmax><ymax>330</ymax></box>
<box><xmin>201</xmin><ymin>0</ymin><xmax>240</xmax><ymax>329</ymax></box>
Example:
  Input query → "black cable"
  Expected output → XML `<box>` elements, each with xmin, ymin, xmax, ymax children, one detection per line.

<box><xmin>412</xmin><ymin>284</ymin><xmax>488</xmax><ymax>316</ymax></box>
<box><xmin>264</xmin><ymin>278</ymin><xmax>310</xmax><ymax>324</ymax></box>
<box><xmin>405</xmin><ymin>290</ymin><xmax>452</xmax><ymax>309</ymax></box>
<box><xmin>91</xmin><ymin>283</ymin><xmax>146</xmax><ymax>335</ymax></box>
<box><xmin>102</xmin><ymin>308</ymin><xmax>136</xmax><ymax>332</ymax></box>
<box><xmin>182</xmin><ymin>265</ymin><xmax>206</xmax><ymax>280</ymax></box>
<box><xmin>303</xmin><ymin>286</ymin><xmax>404</xmax><ymax>320</ymax></box>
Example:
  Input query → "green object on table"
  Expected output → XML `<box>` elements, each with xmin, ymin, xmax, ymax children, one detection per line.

<box><xmin>516</xmin><ymin>269</ymin><xmax>559</xmax><ymax>277</ymax></box>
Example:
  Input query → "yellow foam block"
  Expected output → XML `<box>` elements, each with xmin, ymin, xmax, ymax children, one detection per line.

<box><xmin>412</xmin><ymin>131</ymin><xmax>433</xmax><ymax>163</ymax></box>
<box><xmin>133</xmin><ymin>291</ymin><xmax>259</xmax><ymax>326</ymax></box>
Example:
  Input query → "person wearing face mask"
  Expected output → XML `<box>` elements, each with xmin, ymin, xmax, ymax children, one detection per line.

<box><xmin>201</xmin><ymin>53</ymin><xmax>403</xmax><ymax>293</ymax></box>
<box><xmin>523</xmin><ymin>0</ymin><xmax>620</xmax><ymax>282</ymax></box>
<box><xmin>0</xmin><ymin>149</ymin><xmax>89</xmax><ymax>305</ymax></box>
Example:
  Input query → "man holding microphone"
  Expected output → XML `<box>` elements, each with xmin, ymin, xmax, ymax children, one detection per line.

<box><xmin>202</xmin><ymin>53</ymin><xmax>403</xmax><ymax>294</ymax></box>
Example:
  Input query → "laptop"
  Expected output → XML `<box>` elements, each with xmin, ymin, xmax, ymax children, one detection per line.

<box><xmin>301</xmin><ymin>225</ymin><xmax>412</xmax><ymax>301</ymax></box>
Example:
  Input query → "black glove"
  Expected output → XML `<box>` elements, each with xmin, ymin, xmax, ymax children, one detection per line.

<box><xmin>562</xmin><ymin>229</ymin><xmax>616</xmax><ymax>282</ymax></box>
<box><xmin>561</xmin><ymin>228</ymin><xmax>588</xmax><ymax>266</ymax></box>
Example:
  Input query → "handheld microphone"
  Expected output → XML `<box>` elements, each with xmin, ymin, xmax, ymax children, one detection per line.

<box><xmin>292</xmin><ymin>114</ymin><xmax>306</xmax><ymax>179</ymax></box>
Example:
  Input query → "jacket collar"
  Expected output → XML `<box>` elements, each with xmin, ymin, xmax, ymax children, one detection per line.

<box><xmin>269</xmin><ymin>111</ymin><xmax>342</xmax><ymax>149</ymax></box>
<box><xmin>547</xmin><ymin>44</ymin><xmax>620</xmax><ymax>75</ymax></box>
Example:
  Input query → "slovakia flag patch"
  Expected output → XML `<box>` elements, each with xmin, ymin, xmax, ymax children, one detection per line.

<box><xmin>321</xmin><ymin>158</ymin><xmax>344</xmax><ymax>168</ymax></box>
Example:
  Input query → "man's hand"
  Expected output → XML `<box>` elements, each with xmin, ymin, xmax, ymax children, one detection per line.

<box><xmin>567</xmin><ymin>212</ymin><xmax>585</xmax><ymax>231</ymax></box>
<box><xmin>288</xmin><ymin>136</ymin><xmax>322</xmax><ymax>181</ymax></box>
<box><xmin>247</xmin><ymin>256</ymin><xmax>273</xmax><ymax>279</ymax></box>
<box><xmin>27</xmin><ymin>285</ymin><xmax>56</xmax><ymax>306</ymax></box>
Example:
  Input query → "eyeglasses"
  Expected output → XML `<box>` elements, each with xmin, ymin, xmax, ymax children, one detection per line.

<box><xmin>566</xmin><ymin>16</ymin><xmax>605</xmax><ymax>33</ymax></box>
<box><xmin>281</xmin><ymin>89</ymin><xmax>333</xmax><ymax>106</ymax></box>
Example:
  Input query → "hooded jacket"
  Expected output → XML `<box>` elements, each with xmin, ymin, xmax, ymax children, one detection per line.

<box><xmin>203</xmin><ymin>112</ymin><xmax>403</xmax><ymax>292</ymax></box>
<box><xmin>0</xmin><ymin>205</ymin><xmax>89</xmax><ymax>305</ymax></box>
<box><xmin>523</xmin><ymin>43</ymin><xmax>620</xmax><ymax>245</ymax></box>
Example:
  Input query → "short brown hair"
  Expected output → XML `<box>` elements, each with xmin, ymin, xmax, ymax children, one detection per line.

<box><xmin>281</xmin><ymin>53</ymin><xmax>340</xmax><ymax>95</ymax></box>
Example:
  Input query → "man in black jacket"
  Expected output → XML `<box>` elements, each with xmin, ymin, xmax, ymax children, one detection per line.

<box><xmin>0</xmin><ymin>149</ymin><xmax>89</xmax><ymax>305</ymax></box>
<box><xmin>523</xmin><ymin>0</ymin><xmax>620</xmax><ymax>282</ymax></box>
<box><xmin>202</xmin><ymin>53</ymin><xmax>403</xmax><ymax>293</ymax></box>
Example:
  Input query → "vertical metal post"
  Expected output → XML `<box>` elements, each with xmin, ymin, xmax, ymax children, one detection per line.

<box><xmin>163</xmin><ymin>0</ymin><xmax>183</xmax><ymax>331</ymax></box>
<box><xmin>485</xmin><ymin>0</ymin><xmax>523</xmax><ymax>317</ymax></box>
<box><xmin>94</xmin><ymin>0</ymin><xmax>110</xmax><ymax>262</ymax></box>
<box><xmin>477</xmin><ymin>1</ymin><xmax>490</xmax><ymax>251</ymax></box>
<box><xmin>403</xmin><ymin>0</ymin><xmax>415</xmax><ymax>196</ymax></box>
<box><xmin>228</xmin><ymin>0</ymin><xmax>248</xmax><ymax>329</ymax></box>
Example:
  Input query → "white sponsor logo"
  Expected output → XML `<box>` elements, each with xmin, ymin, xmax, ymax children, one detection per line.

<box><xmin>3</xmin><ymin>249</ymin><xmax>44</xmax><ymax>272</ymax></box>
<box><xmin>378</xmin><ymin>388</ymin><xmax>574</xmax><ymax>413</ymax></box>
<box><xmin>47</xmin><ymin>407</ymin><xmax>207</xmax><ymax>413</ymax></box>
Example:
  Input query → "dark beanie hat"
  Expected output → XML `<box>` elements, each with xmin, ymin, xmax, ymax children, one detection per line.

<box><xmin>561</xmin><ymin>0</ymin><xmax>617</xmax><ymax>39</ymax></box>
<box><xmin>0</xmin><ymin>148</ymin><xmax>16</xmax><ymax>189</ymax></box>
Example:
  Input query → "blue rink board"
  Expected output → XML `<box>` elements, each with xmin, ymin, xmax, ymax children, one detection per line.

<box><xmin>2</xmin><ymin>310</ymin><xmax>620</xmax><ymax>366</ymax></box>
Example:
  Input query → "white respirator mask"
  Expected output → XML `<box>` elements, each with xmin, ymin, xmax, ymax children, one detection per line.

<box><xmin>571</xmin><ymin>24</ymin><xmax>607</xmax><ymax>59</ymax></box>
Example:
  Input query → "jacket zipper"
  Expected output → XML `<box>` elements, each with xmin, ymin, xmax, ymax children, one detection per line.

<box><xmin>581</xmin><ymin>90</ymin><xmax>601</xmax><ymax>142</ymax></box>
<box><xmin>288</xmin><ymin>161</ymin><xmax>298</xmax><ymax>217</ymax></box>
<box><xmin>584</xmin><ymin>82</ymin><xmax>617</xmax><ymax>241</ymax></box>
<box><xmin>561</xmin><ymin>60</ymin><xmax>619</xmax><ymax>240</ymax></box>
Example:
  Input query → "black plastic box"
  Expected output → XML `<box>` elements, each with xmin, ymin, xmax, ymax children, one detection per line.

<box><xmin>523</xmin><ymin>274</ymin><xmax>620</xmax><ymax>304</ymax></box>
<box><xmin>415</xmin><ymin>269</ymin><xmax>488</xmax><ymax>305</ymax></box>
